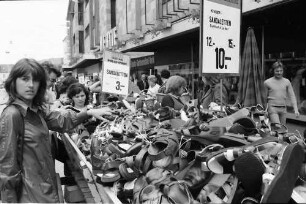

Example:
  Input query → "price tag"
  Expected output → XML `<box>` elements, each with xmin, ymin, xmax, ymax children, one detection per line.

<box><xmin>202</xmin><ymin>0</ymin><xmax>241</xmax><ymax>74</ymax></box>
<box><xmin>101</xmin><ymin>50</ymin><xmax>130</xmax><ymax>96</ymax></box>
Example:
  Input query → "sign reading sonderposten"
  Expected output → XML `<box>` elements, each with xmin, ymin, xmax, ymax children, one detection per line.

<box><xmin>202</xmin><ymin>0</ymin><xmax>241</xmax><ymax>74</ymax></box>
<box><xmin>102</xmin><ymin>50</ymin><xmax>130</xmax><ymax>96</ymax></box>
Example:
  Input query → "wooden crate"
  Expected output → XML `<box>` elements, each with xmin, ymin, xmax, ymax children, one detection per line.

<box><xmin>61</xmin><ymin>133</ymin><xmax>122</xmax><ymax>204</ymax></box>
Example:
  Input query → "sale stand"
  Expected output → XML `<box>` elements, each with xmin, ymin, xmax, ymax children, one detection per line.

<box><xmin>59</xmin><ymin>97</ymin><xmax>306</xmax><ymax>204</ymax></box>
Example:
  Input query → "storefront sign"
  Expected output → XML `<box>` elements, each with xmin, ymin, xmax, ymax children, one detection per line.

<box><xmin>243</xmin><ymin>0</ymin><xmax>287</xmax><ymax>13</ymax></box>
<box><xmin>202</xmin><ymin>0</ymin><xmax>241</xmax><ymax>74</ymax></box>
<box><xmin>101</xmin><ymin>50</ymin><xmax>130</xmax><ymax>96</ymax></box>
<box><xmin>131</xmin><ymin>55</ymin><xmax>155</xmax><ymax>70</ymax></box>
<box><xmin>100</xmin><ymin>27</ymin><xmax>117</xmax><ymax>50</ymax></box>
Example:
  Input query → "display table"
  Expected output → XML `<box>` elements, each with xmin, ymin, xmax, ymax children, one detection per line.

<box><xmin>61</xmin><ymin>133</ymin><xmax>122</xmax><ymax>204</ymax></box>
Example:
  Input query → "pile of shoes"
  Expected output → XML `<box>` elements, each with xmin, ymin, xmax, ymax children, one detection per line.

<box><xmin>76</xmin><ymin>102</ymin><xmax>306</xmax><ymax>204</ymax></box>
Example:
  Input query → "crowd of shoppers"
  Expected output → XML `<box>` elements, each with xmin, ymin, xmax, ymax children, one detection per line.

<box><xmin>0</xmin><ymin>57</ymin><xmax>302</xmax><ymax>202</ymax></box>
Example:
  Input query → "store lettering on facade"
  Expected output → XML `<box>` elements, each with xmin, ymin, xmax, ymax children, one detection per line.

<box><xmin>100</xmin><ymin>27</ymin><xmax>117</xmax><ymax>50</ymax></box>
<box><xmin>131</xmin><ymin>56</ymin><xmax>155</xmax><ymax>69</ymax></box>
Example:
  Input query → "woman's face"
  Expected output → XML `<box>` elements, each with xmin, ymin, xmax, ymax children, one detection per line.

<box><xmin>72</xmin><ymin>91</ymin><xmax>86</xmax><ymax>108</ymax></box>
<box><xmin>16</xmin><ymin>73</ymin><xmax>40</xmax><ymax>103</ymax></box>
<box><xmin>177</xmin><ymin>85</ymin><xmax>187</xmax><ymax>96</ymax></box>
<box><xmin>148</xmin><ymin>80</ymin><xmax>155</xmax><ymax>87</ymax></box>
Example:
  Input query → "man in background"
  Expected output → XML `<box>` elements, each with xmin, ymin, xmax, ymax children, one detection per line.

<box><xmin>137</xmin><ymin>73</ymin><xmax>149</xmax><ymax>91</ymax></box>
<box><xmin>41</xmin><ymin>61</ymin><xmax>61</xmax><ymax>105</ymax></box>
<box><xmin>264</xmin><ymin>61</ymin><xmax>299</xmax><ymax>125</ymax></box>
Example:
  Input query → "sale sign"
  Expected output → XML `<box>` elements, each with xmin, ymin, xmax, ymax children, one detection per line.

<box><xmin>202</xmin><ymin>0</ymin><xmax>241</xmax><ymax>74</ymax></box>
<box><xmin>101</xmin><ymin>50</ymin><xmax>130</xmax><ymax>96</ymax></box>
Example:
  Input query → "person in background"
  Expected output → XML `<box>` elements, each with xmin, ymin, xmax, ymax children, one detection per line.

<box><xmin>67</xmin><ymin>83</ymin><xmax>91</xmax><ymax>112</ymax></box>
<box><xmin>137</xmin><ymin>73</ymin><xmax>149</xmax><ymax>91</ymax></box>
<box><xmin>158</xmin><ymin>69</ymin><xmax>171</xmax><ymax>94</ymax></box>
<box><xmin>200</xmin><ymin>75</ymin><xmax>230</xmax><ymax>109</ymax></box>
<box><xmin>0</xmin><ymin>58</ymin><xmax>111</xmax><ymax>203</ymax></box>
<box><xmin>51</xmin><ymin>75</ymin><xmax>78</xmax><ymax>110</ymax></box>
<box><xmin>41</xmin><ymin>61</ymin><xmax>61</xmax><ymax>105</ymax></box>
<box><xmin>128</xmin><ymin>75</ymin><xmax>141</xmax><ymax>96</ymax></box>
<box><xmin>264</xmin><ymin>60</ymin><xmax>299</xmax><ymax>125</ymax></box>
<box><xmin>161</xmin><ymin>75</ymin><xmax>187</xmax><ymax>110</ymax></box>
<box><xmin>147</xmin><ymin>75</ymin><xmax>160</xmax><ymax>97</ymax></box>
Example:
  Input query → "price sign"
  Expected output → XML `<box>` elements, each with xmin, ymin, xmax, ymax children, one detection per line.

<box><xmin>202</xmin><ymin>0</ymin><xmax>241</xmax><ymax>74</ymax></box>
<box><xmin>101</xmin><ymin>50</ymin><xmax>130</xmax><ymax>96</ymax></box>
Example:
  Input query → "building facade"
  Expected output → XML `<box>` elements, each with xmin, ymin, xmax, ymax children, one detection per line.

<box><xmin>64</xmin><ymin>0</ymin><xmax>306</xmax><ymax>120</ymax></box>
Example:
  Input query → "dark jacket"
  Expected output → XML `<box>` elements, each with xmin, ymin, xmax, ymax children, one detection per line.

<box><xmin>0</xmin><ymin>99</ymin><xmax>88</xmax><ymax>203</ymax></box>
<box><xmin>137</xmin><ymin>80</ymin><xmax>149</xmax><ymax>91</ymax></box>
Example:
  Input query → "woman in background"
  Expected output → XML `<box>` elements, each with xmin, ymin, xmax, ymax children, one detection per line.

<box><xmin>161</xmin><ymin>75</ymin><xmax>187</xmax><ymax>110</ymax></box>
<box><xmin>147</xmin><ymin>75</ymin><xmax>160</xmax><ymax>97</ymax></box>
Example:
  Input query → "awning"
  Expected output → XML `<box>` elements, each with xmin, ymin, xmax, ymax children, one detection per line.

<box><xmin>62</xmin><ymin>53</ymin><xmax>103</xmax><ymax>71</ymax></box>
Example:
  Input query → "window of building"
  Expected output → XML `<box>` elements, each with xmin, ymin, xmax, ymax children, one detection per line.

<box><xmin>72</xmin><ymin>34</ymin><xmax>76</xmax><ymax>53</ymax></box>
<box><xmin>111</xmin><ymin>0</ymin><xmax>116</xmax><ymax>28</ymax></box>
<box><xmin>79</xmin><ymin>31</ymin><xmax>84</xmax><ymax>53</ymax></box>
<box><xmin>78</xmin><ymin>2</ymin><xmax>83</xmax><ymax>25</ymax></box>
<box><xmin>85</xmin><ymin>25</ymin><xmax>89</xmax><ymax>38</ymax></box>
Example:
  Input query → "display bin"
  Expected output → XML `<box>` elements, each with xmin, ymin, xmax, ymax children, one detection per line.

<box><xmin>61</xmin><ymin>133</ymin><xmax>122</xmax><ymax>204</ymax></box>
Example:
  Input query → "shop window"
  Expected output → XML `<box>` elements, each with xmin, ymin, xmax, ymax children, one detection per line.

<box><xmin>78</xmin><ymin>2</ymin><xmax>83</xmax><ymax>25</ymax></box>
<box><xmin>111</xmin><ymin>0</ymin><xmax>116</xmax><ymax>28</ymax></box>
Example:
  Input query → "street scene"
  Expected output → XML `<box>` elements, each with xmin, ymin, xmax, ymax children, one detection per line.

<box><xmin>0</xmin><ymin>0</ymin><xmax>306</xmax><ymax>203</ymax></box>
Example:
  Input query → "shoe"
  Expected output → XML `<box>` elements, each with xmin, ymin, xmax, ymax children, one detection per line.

<box><xmin>234</xmin><ymin>152</ymin><xmax>265</xmax><ymax>198</ymax></box>
<box><xmin>261</xmin><ymin>143</ymin><xmax>304</xmax><ymax>203</ymax></box>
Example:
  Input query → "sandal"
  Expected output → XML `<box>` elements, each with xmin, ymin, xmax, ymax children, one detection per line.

<box><xmin>234</xmin><ymin>152</ymin><xmax>265</xmax><ymax>198</ymax></box>
<box><xmin>206</xmin><ymin>137</ymin><xmax>279</xmax><ymax>174</ymax></box>
<box><xmin>197</xmin><ymin>174</ymin><xmax>238</xmax><ymax>203</ymax></box>
<box><xmin>161</xmin><ymin>179</ymin><xmax>195</xmax><ymax>204</ymax></box>
<box><xmin>261</xmin><ymin>143</ymin><xmax>304</xmax><ymax>203</ymax></box>
<box><xmin>148</xmin><ymin>129</ymin><xmax>179</xmax><ymax>162</ymax></box>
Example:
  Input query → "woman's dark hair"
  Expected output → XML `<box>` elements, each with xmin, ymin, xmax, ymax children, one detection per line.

<box><xmin>56</xmin><ymin>76</ymin><xmax>78</xmax><ymax>98</ymax></box>
<box><xmin>4</xmin><ymin>58</ymin><xmax>47</xmax><ymax>106</ymax></box>
<box><xmin>67</xmin><ymin>82</ymin><xmax>89</xmax><ymax>106</ymax></box>
<box><xmin>160</xmin><ymin>69</ymin><xmax>170</xmax><ymax>79</ymax></box>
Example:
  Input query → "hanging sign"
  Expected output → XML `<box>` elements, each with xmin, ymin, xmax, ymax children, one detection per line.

<box><xmin>101</xmin><ymin>50</ymin><xmax>130</xmax><ymax>96</ymax></box>
<box><xmin>202</xmin><ymin>0</ymin><xmax>241</xmax><ymax>74</ymax></box>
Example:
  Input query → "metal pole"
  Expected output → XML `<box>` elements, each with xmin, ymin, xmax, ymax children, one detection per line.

<box><xmin>191</xmin><ymin>42</ymin><xmax>194</xmax><ymax>99</ymax></box>
<box><xmin>261</xmin><ymin>25</ymin><xmax>265</xmax><ymax>77</ymax></box>
<box><xmin>220</xmin><ymin>78</ymin><xmax>223</xmax><ymax>112</ymax></box>
<box><xmin>197</xmin><ymin>0</ymin><xmax>203</xmax><ymax>112</ymax></box>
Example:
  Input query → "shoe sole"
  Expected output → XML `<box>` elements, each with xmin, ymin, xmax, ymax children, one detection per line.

<box><xmin>261</xmin><ymin>144</ymin><xmax>304</xmax><ymax>203</ymax></box>
<box><xmin>234</xmin><ymin>152</ymin><xmax>265</xmax><ymax>197</ymax></box>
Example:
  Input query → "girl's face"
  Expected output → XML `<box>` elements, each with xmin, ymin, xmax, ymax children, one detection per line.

<box><xmin>16</xmin><ymin>73</ymin><xmax>40</xmax><ymax>103</ymax></box>
<box><xmin>72</xmin><ymin>91</ymin><xmax>86</xmax><ymax>108</ymax></box>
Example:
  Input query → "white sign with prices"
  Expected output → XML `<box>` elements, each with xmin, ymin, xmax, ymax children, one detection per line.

<box><xmin>102</xmin><ymin>50</ymin><xmax>130</xmax><ymax>96</ymax></box>
<box><xmin>202</xmin><ymin>0</ymin><xmax>241</xmax><ymax>74</ymax></box>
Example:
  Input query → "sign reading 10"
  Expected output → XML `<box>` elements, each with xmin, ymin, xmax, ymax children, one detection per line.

<box><xmin>206</xmin><ymin>36</ymin><xmax>232</xmax><ymax>70</ymax></box>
